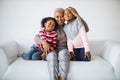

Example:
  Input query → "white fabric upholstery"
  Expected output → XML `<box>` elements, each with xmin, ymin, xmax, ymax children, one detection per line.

<box><xmin>0</xmin><ymin>48</ymin><xmax>8</xmax><ymax>80</ymax></box>
<box><xmin>101</xmin><ymin>41</ymin><xmax>120</xmax><ymax>80</ymax></box>
<box><xmin>2</xmin><ymin>56</ymin><xmax>115</xmax><ymax>80</ymax></box>
<box><xmin>89</xmin><ymin>40</ymin><xmax>106</xmax><ymax>56</ymax></box>
<box><xmin>0</xmin><ymin>40</ymin><xmax>120</xmax><ymax>80</ymax></box>
<box><xmin>2</xmin><ymin>58</ymin><xmax>49</xmax><ymax>80</ymax></box>
<box><xmin>0</xmin><ymin>41</ymin><xmax>18</xmax><ymax>64</ymax></box>
<box><xmin>68</xmin><ymin>55</ymin><xmax>115</xmax><ymax>80</ymax></box>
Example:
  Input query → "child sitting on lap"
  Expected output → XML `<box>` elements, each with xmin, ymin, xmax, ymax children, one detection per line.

<box><xmin>22</xmin><ymin>17</ymin><xmax>58</xmax><ymax>60</ymax></box>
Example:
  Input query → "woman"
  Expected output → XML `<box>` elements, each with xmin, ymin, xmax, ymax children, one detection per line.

<box><xmin>35</xmin><ymin>8</ymin><xmax>70</xmax><ymax>80</ymax></box>
<box><xmin>34</xmin><ymin>7</ymin><xmax>90</xmax><ymax>80</ymax></box>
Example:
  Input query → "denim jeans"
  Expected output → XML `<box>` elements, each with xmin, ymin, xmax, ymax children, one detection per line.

<box><xmin>22</xmin><ymin>44</ymin><xmax>43</xmax><ymax>60</ymax></box>
<box><xmin>73</xmin><ymin>48</ymin><xmax>89</xmax><ymax>61</ymax></box>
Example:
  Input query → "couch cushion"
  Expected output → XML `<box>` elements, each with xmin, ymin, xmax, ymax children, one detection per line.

<box><xmin>2</xmin><ymin>55</ymin><xmax>115</xmax><ymax>80</ymax></box>
<box><xmin>0</xmin><ymin>48</ymin><xmax>8</xmax><ymax>79</ymax></box>
<box><xmin>68</xmin><ymin>55</ymin><xmax>115</xmax><ymax>80</ymax></box>
<box><xmin>2</xmin><ymin>58</ymin><xmax>49</xmax><ymax>80</ymax></box>
<box><xmin>0</xmin><ymin>41</ymin><xmax>18</xmax><ymax>64</ymax></box>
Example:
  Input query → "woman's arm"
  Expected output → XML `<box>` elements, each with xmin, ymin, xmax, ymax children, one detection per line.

<box><xmin>34</xmin><ymin>35</ymin><xmax>51</xmax><ymax>53</ymax></box>
<box><xmin>34</xmin><ymin>35</ymin><xmax>42</xmax><ymax>44</ymax></box>
<box><xmin>80</xmin><ymin>18</ymin><xmax>89</xmax><ymax>32</ymax></box>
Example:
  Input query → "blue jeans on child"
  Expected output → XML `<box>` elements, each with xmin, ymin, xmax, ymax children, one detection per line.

<box><xmin>73</xmin><ymin>48</ymin><xmax>89</xmax><ymax>61</ymax></box>
<box><xmin>22</xmin><ymin>44</ymin><xmax>43</xmax><ymax>60</ymax></box>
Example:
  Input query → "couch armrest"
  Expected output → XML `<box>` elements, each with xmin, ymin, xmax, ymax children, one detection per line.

<box><xmin>101</xmin><ymin>41</ymin><xmax>120</xmax><ymax>80</ymax></box>
<box><xmin>0</xmin><ymin>48</ymin><xmax>8</xmax><ymax>79</ymax></box>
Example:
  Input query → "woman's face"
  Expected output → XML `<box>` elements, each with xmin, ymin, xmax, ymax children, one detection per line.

<box><xmin>44</xmin><ymin>19</ymin><xmax>55</xmax><ymax>32</ymax></box>
<box><xmin>54</xmin><ymin>11</ymin><xmax>65</xmax><ymax>25</ymax></box>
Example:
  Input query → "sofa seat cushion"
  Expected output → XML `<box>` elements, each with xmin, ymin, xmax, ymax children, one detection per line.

<box><xmin>2</xmin><ymin>58</ymin><xmax>49</xmax><ymax>80</ymax></box>
<box><xmin>2</xmin><ymin>55</ymin><xmax>115</xmax><ymax>80</ymax></box>
<box><xmin>68</xmin><ymin>55</ymin><xmax>115</xmax><ymax>80</ymax></box>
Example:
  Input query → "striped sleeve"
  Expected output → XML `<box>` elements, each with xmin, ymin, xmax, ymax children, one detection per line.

<box><xmin>38</xmin><ymin>30</ymin><xmax>57</xmax><ymax>50</ymax></box>
<box><xmin>38</xmin><ymin>29</ymin><xmax>47</xmax><ymax>40</ymax></box>
<box><xmin>50</xmin><ymin>32</ymin><xmax>57</xmax><ymax>49</ymax></box>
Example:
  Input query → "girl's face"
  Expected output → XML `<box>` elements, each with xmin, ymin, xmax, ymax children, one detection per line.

<box><xmin>54</xmin><ymin>12</ymin><xmax>65</xmax><ymax>25</ymax></box>
<box><xmin>44</xmin><ymin>19</ymin><xmax>55</xmax><ymax>32</ymax></box>
<box><xmin>64</xmin><ymin>9</ymin><xmax>75</xmax><ymax>23</ymax></box>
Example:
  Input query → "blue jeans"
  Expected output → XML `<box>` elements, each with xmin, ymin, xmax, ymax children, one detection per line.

<box><xmin>73</xmin><ymin>48</ymin><xmax>89</xmax><ymax>61</ymax></box>
<box><xmin>22</xmin><ymin>44</ymin><xmax>43</xmax><ymax>60</ymax></box>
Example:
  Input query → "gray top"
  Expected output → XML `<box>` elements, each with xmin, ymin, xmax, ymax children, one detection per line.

<box><xmin>64</xmin><ymin>19</ymin><xmax>83</xmax><ymax>40</ymax></box>
<box><xmin>56</xmin><ymin>25</ymin><xmax>67</xmax><ymax>51</ymax></box>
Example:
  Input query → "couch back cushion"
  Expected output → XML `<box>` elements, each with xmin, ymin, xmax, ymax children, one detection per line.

<box><xmin>0</xmin><ymin>41</ymin><xmax>18</xmax><ymax>64</ymax></box>
<box><xmin>89</xmin><ymin>40</ymin><xmax>106</xmax><ymax>56</ymax></box>
<box><xmin>17</xmin><ymin>40</ymin><xmax>106</xmax><ymax>56</ymax></box>
<box><xmin>17</xmin><ymin>41</ymin><xmax>34</xmax><ymax>55</ymax></box>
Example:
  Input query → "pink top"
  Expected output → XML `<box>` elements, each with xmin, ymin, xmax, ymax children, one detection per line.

<box><xmin>64</xmin><ymin>19</ymin><xmax>90</xmax><ymax>52</ymax></box>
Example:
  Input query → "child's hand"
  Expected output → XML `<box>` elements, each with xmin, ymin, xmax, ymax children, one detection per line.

<box><xmin>85</xmin><ymin>52</ymin><xmax>91</xmax><ymax>61</ymax></box>
<box><xmin>41</xmin><ymin>51</ymin><xmax>48</xmax><ymax>59</ymax></box>
<box><xmin>70</xmin><ymin>51</ymin><xmax>76</xmax><ymax>61</ymax></box>
<box><xmin>67</xmin><ymin>7</ymin><xmax>81</xmax><ymax>19</ymax></box>
<box><xmin>42</xmin><ymin>40</ymin><xmax>51</xmax><ymax>53</ymax></box>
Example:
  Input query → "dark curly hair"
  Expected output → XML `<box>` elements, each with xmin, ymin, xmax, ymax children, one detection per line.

<box><xmin>41</xmin><ymin>17</ymin><xmax>58</xmax><ymax>29</ymax></box>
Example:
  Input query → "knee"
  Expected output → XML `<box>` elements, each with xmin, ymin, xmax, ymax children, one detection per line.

<box><xmin>46</xmin><ymin>52</ymin><xmax>57</xmax><ymax>61</ymax></box>
<box><xmin>32</xmin><ymin>52</ymin><xmax>42</xmax><ymax>60</ymax></box>
<box><xmin>22</xmin><ymin>53</ymin><xmax>31</xmax><ymax>60</ymax></box>
<box><xmin>58</xmin><ymin>49</ymin><xmax>71</xmax><ymax>61</ymax></box>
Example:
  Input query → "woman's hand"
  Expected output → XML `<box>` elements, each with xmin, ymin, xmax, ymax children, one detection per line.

<box><xmin>42</xmin><ymin>40</ymin><xmax>51</xmax><ymax>53</ymax></box>
<box><xmin>85</xmin><ymin>52</ymin><xmax>91</xmax><ymax>61</ymax></box>
<box><xmin>67</xmin><ymin>7</ymin><xmax>81</xmax><ymax>20</ymax></box>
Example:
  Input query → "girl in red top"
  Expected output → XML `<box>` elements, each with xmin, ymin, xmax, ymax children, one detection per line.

<box><xmin>22</xmin><ymin>17</ymin><xmax>58</xmax><ymax>60</ymax></box>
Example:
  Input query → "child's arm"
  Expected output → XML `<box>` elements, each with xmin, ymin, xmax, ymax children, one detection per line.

<box><xmin>41</xmin><ymin>51</ymin><xmax>48</xmax><ymax>60</ymax></box>
<box><xmin>36</xmin><ymin>30</ymin><xmax>51</xmax><ymax>53</ymax></box>
<box><xmin>67</xmin><ymin>7</ymin><xmax>81</xmax><ymax>20</ymax></box>
<box><xmin>80</xmin><ymin>27</ymin><xmax>91</xmax><ymax>60</ymax></box>
<box><xmin>67</xmin><ymin>39</ymin><xmax>76</xmax><ymax>60</ymax></box>
<box><xmin>38</xmin><ymin>30</ymin><xmax>47</xmax><ymax>41</ymax></box>
<box><xmin>85</xmin><ymin>52</ymin><xmax>91</xmax><ymax>61</ymax></box>
<box><xmin>67</xmin><ymin>7</ymin><xmax>89</xmax><ymax>32</ymax></box>
<box><xmin>67</xmin><ymin>39</ymin><xmax>74</xmax><ymax>52</ymax></box>
<box><xmin>70</xmin><ymin>51</ymin><xmax>76</xmax><ymax>61</ymax></box>
<box><xmin>49</xmin><ymin>32</ymin><xmax>57</xmax><ymax>51</ymax></box>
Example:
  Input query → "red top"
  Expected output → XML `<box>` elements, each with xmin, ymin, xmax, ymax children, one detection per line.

<box><xmin>36</xmin><ymin>28</ymin><xmax>57</xmax><ymax>51</ymax></box>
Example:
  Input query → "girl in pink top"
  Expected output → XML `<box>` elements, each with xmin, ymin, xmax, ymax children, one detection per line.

<box><xmin>63</xmin><ymin>7</ymin><xmax>91</xmax><ymax>61</ymax></box>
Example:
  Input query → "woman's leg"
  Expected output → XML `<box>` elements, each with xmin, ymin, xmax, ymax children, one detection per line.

<box><xmin>46</xmin><ymin>51</ymin><xmax>58</xmax><ymax>80</ymax></box>
<box><xmin>58</xmin><ymin>49</ymin><xmax>71</xmax><ymax>80</ymax></box>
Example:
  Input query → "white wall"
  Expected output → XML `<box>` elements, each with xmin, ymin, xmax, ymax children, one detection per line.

<box><xmin>0</xmin><ymin>0</ymin><xmax>120</xmax><ymax>44</ymax></box>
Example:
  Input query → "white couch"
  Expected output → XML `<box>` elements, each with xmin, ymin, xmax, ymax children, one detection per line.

<box><xmin>0</xmin><ymin>40</ymin><xmax>120</xmax><ymax>80</ymax></box>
